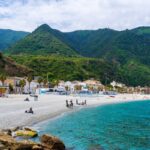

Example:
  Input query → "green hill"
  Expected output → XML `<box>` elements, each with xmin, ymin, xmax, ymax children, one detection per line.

<box><xmin>50</xmin><ymin>27</ymin><xmax>150</xmax><ymax>65</ymax></box>
<box><xmin>6</xmin><ymin>24</ymin><xmax>78</xmax><ymax>56</ymax></box>
<box><xmin>0</xmin><ymin>29</ymin><xmax>28</xmax><ymax>51</ymax></box>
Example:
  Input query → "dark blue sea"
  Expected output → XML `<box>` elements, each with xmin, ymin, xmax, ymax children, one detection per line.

<box><xmin>36</xmin><ymin>100</ymin><xmax>150</xmax><ymax>150</ymax></box>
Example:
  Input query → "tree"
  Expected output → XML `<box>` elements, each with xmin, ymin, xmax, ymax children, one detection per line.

<box><xmin>27</xmin><ymin>75</ymin><xmax>32</xmax><ymax>92</ymax></box>
<box><xmin>51</xmin><ymin>79</ymin><xmax>59</xmax><ymax>88</ymax></box>
<box><xmin>19</xmin><ymin>79</ymin><xmax>26</xmax><ymax>94</ymax></box>
<box><xmin>0</xmin><ymin>74</ymin><xmax>7</xmax><ymax>86</ymax></box>
<box><xmin>47</xmin><ymin>72</ymin><xmax>54</xmax><ymax>82</ymax></box>
<box><xmin>9</xmin><ymin>83</ymin><xmax>14</xmax><ymax>94</ymax></box>
<box><xmin>37</xmin><ymin>77</ymin><xmax>43</xmax><ymax>87</ymax></box>
<box><xmin>43</xmin><ymin>79</ymin><xmax>47</xmax><ymax>87</ymax></box>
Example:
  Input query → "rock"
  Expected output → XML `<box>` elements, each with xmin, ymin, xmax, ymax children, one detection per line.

<box><xmin>32</xmin><ymin>145</ymin><xmax>43</xmax><ymax>150</ymax></box>
<box><xmin>24</xmin><ymin>127</ymin><xmax>34</xmax><ymax>131</ymax></box>
<box><xmin>40</xmin><ymin>134</ymin><xmax>65</xmax><ymax>150</ymax></box>
<box><xmin>0</xmin><ymin>132</ymin><xmax>17</xmax><ymax>149</ymax></box>
<box><xmin>11</xmin><ymin>126</ymin><xmax>22</xmax><ymax>132</ymax></box>
<box><xmin>0</xmin><ymin>142</ymin><xmax>5</xmax><ymax>149</ymax></box>
<box><xmin>1</xmin><ymin>129</ymin><xmax>12</xmax><ymax>136</ymax></box>
<box><xmin>0</xmin><ymin>131</ymin><xmax>66</xmax><ymax>150</ymax></box>
<box><xmin>12</xmin><ymin>144</ymin><xmax>33</xmax><ymax>150</ymax></box>
<box><xmin>7</xmin><ymin>129</ymin><xmax>12</xmax><ymax>136</ymax></box>
<box><xmin>0</xmin><ymin>133</ymin><xmax>36</xmax><ymax>150</ymax></box>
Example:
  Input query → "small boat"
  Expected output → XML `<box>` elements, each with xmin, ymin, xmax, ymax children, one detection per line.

<box><xmin>15</xmin><ymin>128</ymin><xmax>38</xmax><ymax>138</ymax></box>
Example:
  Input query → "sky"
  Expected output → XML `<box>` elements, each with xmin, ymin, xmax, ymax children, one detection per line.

<box><xmin>0</xmin><ymin>0</ymin><xmax>150</xmax><ymax>32</ymax></box>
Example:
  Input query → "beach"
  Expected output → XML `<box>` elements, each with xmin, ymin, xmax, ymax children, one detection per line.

<box><xmin>0</xmin><ymin>94</ymin><xmax>150</xmax><ymax>129</ymax></box>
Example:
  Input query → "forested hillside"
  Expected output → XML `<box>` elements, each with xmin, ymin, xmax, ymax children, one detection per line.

<box><xmin>6</xmin><ymin>24</ymin><xmax>78</xmax><ymax>56</ymax></box>
<box><xmin>48</xmin><ymin>26</ymin><xmax>150</xmax><ymax>66</ymax></box>
<box><xmin>0</xmin><ymin>29</ymin><xmax>28</xmax><ymax>50</ymax></box>
<box><xmin>1</xmin><ymin>24</ymin><xmax>150</xmax><ymax>86</ymax></box>
<box><xmin>11</xmin><ymin>55</ymin><xmax>150</xmax><ymax>86</ymax></box>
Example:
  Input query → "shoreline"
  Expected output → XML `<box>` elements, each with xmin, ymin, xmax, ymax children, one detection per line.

<box><xmin>33</xmin><ymin>97</ymin><xmax>150</xmax><ymax>128</ymax></box>
<box><xmin>0</xmin><ymin>94</ymin><xmax>150</xmax><ymax>129</ymax></box>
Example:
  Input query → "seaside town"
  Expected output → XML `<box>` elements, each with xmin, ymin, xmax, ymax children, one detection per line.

<box><xmin>0</xmin><ymin>76</ymin><xmax>150</xmax><ymax>97</ymax></box>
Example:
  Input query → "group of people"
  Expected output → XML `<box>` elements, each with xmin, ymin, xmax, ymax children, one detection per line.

<box><xmin>24</xmin><ymin>95</ymin><xmax>38</xmax><ymax>114</ymax></box>
<box><xmin>24</xmin><ymin>95</ymin><xmax>38</xmax><ymax>102</ymax></box>
<box><xmin>66</xmin><ymin>99</ymin><xmax>87</xmax><ymax>108</ymax></box>
<box><xmin>66</xmin><ymin>100</ymin><xmax>74</xmax><ymax>108</ymax></box>
<box><xmin>76</xmin><ymin>99</ymin><xmax>87</xmax><ymax>105</ymax></box>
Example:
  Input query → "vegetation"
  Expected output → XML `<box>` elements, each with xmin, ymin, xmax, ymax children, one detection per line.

<box><xmin>0</xmin><ymin>74</ymin><xmax>7</xmax><ymax>86</ymax></box>
<box><xmin>19</xmin><ymin>79</ymin><xmax>26</xmax><ymax>93</ymax></box>
<box><xmin>27</xmin><ymin>75</ymin><xmax>33</xmax><ymax>91</ymax></box>
<box><xmin>0</xmin><ymin>29</ymin><xmax>28</xmax><ymax>50</ymax></box>
<box><xmin>37</xmin><ymin>77</ymin><xmax>43</xmax><ymax>87</ymax></box>
<box><xmin>8</xmin><ymin>83</ymin><xmax>14</xmax><ymax>93</ymax></box>
<box><xmin>53</xmin><ymin>26</ymin><xmax>150</xmax><ymax>66</ymax></box>
<box><xmin>117</xmin><ymin>60</ymin><xmax>150</xmax><ymax>87</ymax></box>
<box><xmin>10</xmin><ymin>55</ymin><xmax>150</xmax><ymax>87</ymax></box>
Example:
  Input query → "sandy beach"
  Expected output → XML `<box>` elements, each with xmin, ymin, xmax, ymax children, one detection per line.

<box><xmin>0</xmin><ymin>94</ymin><xmax>150</xmax><ymax>129</ymax></box>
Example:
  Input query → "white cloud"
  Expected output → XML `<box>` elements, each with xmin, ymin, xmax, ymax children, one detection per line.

<box><xmin>0</xmin><ymin>0</ymin><xmax>150</xmax><ymax>32</ymax></box>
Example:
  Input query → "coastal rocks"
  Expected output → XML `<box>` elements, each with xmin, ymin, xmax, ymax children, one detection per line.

<box><xmin>1</xmin><ymin>126</ymin><xmax>22</xmax><ymax>136</ymax></box>
<box><xmin>40</xmin><ymin>134</ymin><xmax>65</xmax><ymax>150</ymax></box>
<box><xmin>0</xmin><ymin>132</ymin><xmax>35</xmax><ymax>149</ymax></box>
<box><xmin>0</xmin><ymin>131</ymin><xmax>66</xmax><ymax>150</ymax></box>
<box><xmin>1</xmin><ymin>128</ymin><xmax>16</xmax><ymax>136</ymax></box>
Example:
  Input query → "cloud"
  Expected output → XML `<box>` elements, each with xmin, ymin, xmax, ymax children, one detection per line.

<box><xmin>0</xmin><ymin>0</ymin><xmax>150</xmax><ymax>32</ymax></box>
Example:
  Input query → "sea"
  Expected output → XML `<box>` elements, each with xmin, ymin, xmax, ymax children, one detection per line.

<box><xmin>35</xmin><ymin>100</ymin><xmax>150</xmax><ymax>150</ymax></box>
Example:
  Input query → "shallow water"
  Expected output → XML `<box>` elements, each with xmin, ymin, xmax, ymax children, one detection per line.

<box><xmin>36</xmin><ymin>100</ymin><xmax>150</xmax><ymax>150</ymax></box>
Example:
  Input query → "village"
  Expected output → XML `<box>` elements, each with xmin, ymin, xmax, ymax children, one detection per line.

<box><xmin>0</xmin><ymin>75</ymin><xmax>150</xmax><ymax>97</ymax></box>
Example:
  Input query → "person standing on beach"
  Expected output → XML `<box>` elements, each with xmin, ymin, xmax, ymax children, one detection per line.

<box><xmin>76</xmin><ymin>99</ymin><xmax>78</xmax><ymax>105</ymax></box>
<box><xmin>66</xmin><ymin>100</ymin><xmax>69</xmax><ymax>107</ymax></box>
<box><xmin>34</xmin><ymin>95</ymin><xmax>38</xmax><ymax>101</ymax></box>
<box><xmin>70</xmin><ymin>100</ymin><xmax>73</xmax><ymax>107</ymax></box>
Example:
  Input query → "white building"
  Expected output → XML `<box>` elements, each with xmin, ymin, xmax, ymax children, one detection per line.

<box><xmin>110</xmin><ymin>81</ymin><xmax>125</xmax><ymax>88</ymax></box>
<box><xmin>24</xmin><ymin>80</ymin><xmax>39</xmax><ymax>94</ymax></box>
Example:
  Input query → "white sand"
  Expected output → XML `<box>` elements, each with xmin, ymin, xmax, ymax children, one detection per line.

<box><xmin>0</xmin><ymin>94</ymin><xmax>149</xmax><ymax>129</ymax></box>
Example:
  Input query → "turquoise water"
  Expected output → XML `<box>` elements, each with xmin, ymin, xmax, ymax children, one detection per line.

<box><xmin>36</xmin><ymin>100</ymin><xmax>150</xmax><ymax>150</ymax></box>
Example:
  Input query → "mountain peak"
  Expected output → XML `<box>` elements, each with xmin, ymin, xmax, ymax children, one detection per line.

<box><xmin>35</xmin><ymin>24</ymin><xmax>52</xmax><ymax>33</ymax></box>
<box><xmin>6</xmin><ymin>23</ymin><xmax>78</xmax><ymax>56</ymax></box>
<box><xmin>39</xmin><ymin>24</ymin><xmax>50</xmax><ymax>28</ymax></box>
